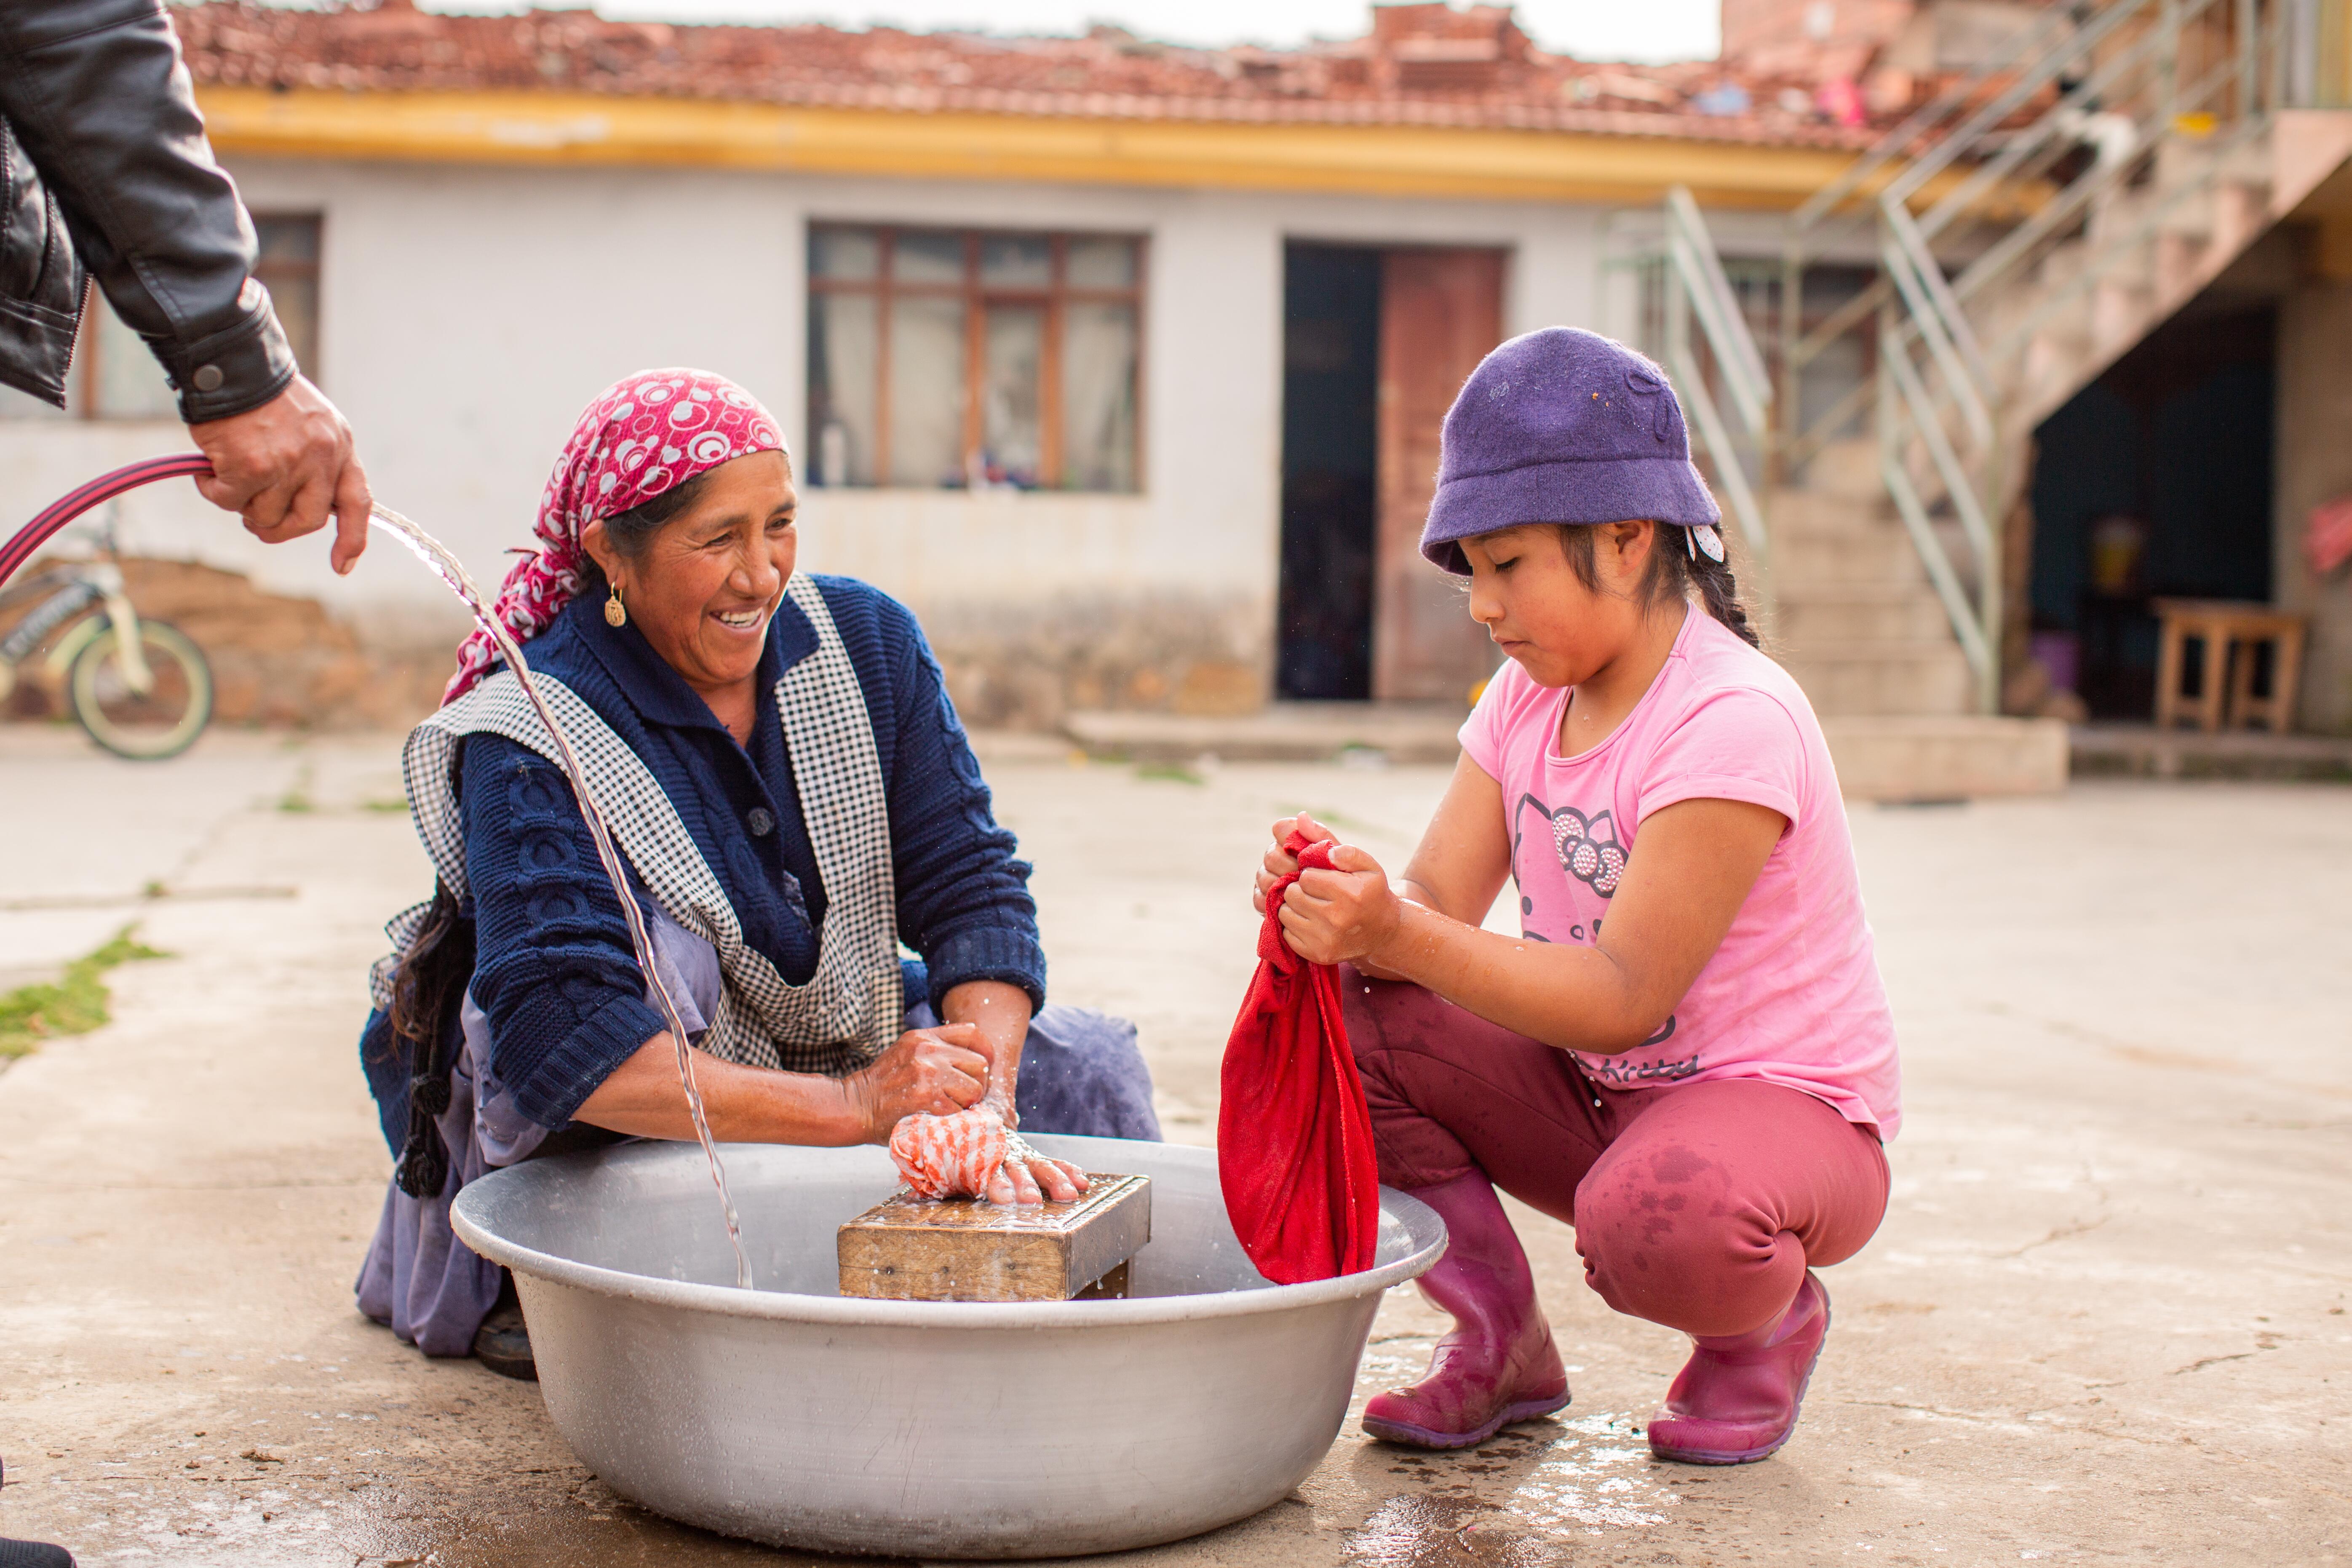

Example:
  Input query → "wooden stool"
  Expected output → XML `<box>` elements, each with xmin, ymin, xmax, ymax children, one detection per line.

<box><xmin>2152</xmin><ymin>599</ymin><xmax>2307</xmax><ymax>733</ymax></box>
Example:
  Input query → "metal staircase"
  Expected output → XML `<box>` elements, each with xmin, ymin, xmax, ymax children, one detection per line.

<box><xmin>1651</xmin><ymin>0</ymin><xmax>2352</xmax><ymax>796</ymax></box>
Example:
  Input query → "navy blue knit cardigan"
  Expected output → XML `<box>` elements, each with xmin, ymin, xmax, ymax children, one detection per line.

<box><xmin>358</xmin><ymin>577</ymin><xmax>1045</xmax><ymax>1151</ymax></box>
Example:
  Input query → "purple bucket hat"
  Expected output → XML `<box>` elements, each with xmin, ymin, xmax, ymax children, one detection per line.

<box><xmin>1419</xmin><ymin>327</ymin><xmax>1721</xmax><ymax>575</ymax></box>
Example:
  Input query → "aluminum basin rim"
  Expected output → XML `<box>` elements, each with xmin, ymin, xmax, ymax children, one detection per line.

<box><xmin>450</xmin><ymin>1180</ymin><xmax>1443</xmax><ymax>1330</ymax></box>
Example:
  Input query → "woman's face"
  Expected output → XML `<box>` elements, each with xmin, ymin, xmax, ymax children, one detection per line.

<box><xmin>1461</xmin><ymin>521</ymin><xmax>1657</xmax><ymax>688</ymax></box>
<box><xmin>583</xmin><ymin>450</ymin><xmax>798</xmax><ymax>699</ymax></box>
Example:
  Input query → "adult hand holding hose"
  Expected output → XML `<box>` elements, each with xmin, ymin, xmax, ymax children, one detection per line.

<box><xmin>187</xmin><ymin>373</ymin><xmax>373</xmax><ymax>574</ymax></box>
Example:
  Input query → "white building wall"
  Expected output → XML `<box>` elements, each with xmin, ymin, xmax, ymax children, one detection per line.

<box><xmin>0</xmin><ymin>155</ymin><xmax>1609</xmax><ymax>715</ymax></box>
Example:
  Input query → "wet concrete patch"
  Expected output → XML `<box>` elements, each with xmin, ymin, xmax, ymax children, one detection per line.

<box><xmin>1343</xmin><ymin>1412</ymin><xmax>1680</xmax><ymax>1567</ymax></box>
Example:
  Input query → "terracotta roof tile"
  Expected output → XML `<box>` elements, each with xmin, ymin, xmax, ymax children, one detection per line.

<box><xmin>174</xmin><ymin>0</ymin><xmax>1894</xmax><ymax>150</ymax></box>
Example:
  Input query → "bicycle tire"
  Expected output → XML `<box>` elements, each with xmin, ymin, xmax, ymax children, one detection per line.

<box><xmin>69</xmin><ymin>619</ymin><xmax>214</xmax><ymax>760</ymax></box>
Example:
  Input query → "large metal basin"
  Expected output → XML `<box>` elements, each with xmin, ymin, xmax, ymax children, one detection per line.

<box><xmin>450</xmin><ymin>1134</ymin><xmax>1444</xmax><ymax>1559</ymax></box>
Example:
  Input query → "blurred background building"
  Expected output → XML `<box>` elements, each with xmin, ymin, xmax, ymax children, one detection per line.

<box><xmin>7</xmin><ymin>0</ymin><xmax>2352</xmax><ymax>794</ymax></box>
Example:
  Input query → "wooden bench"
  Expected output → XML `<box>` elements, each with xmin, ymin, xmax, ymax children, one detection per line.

<box><xmin>2152</xmin><ymin>599</ymin><xmax>2307</xmax><ymax>733</ymax></box>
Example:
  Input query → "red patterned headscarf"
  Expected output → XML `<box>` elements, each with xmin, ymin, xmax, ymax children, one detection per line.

<box><xmin>444</xmin><ymin>368</ymin><xmax>788</xmax><ymax>703</ymax></box>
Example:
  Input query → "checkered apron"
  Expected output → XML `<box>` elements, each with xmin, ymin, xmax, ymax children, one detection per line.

<box><xmin>372</xmin><ymin>574</ymin><xmax>902</xmax><ymax>1076</ymax></box>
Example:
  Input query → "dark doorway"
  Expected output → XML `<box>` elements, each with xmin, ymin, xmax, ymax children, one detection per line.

<box><xmin>2030</xmin><ymin>302</ymin><xmax>2276</xmax><ymax>718</ymax></box>
<box><xmin>1278</xmin><ymin>245</ymin><xmax>1381</xmax><ymax>700</ymax></box>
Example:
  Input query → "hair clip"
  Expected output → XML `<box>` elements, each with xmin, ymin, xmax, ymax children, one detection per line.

<box><xmin>1694</xmin><ymin>525</ymin><xmax>1727</xmax><ymax>564</ymax></box>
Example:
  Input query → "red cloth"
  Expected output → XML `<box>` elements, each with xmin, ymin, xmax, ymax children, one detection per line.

<box><xmin>1218</xmin><ymin>831</ymin><xmax>1380</xmax><ymax>1283</ymax></box>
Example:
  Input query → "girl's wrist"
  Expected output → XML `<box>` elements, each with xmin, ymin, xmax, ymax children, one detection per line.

<box><xmin>1363</xmin><ymin>898</ymin><xmax>1430</xmax><ymax>980</ymax></box>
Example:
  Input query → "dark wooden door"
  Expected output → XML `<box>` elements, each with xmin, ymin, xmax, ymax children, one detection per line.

<box><xmin>1374</xmin><ymin>248</ymin><xmax>1506</xmax><ymax>702</ymax></box>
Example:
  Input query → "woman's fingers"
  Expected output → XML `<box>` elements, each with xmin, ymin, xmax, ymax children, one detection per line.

<box><xmin>1033</xmin><ymin>1156</ymin><xmax>1088</xmax><ymax>1202</ymax></box>
<box><xmin>989</xmin><ymin>1157</ymin><xmax>1042</xmax><ymax>1205</ymax></box>
<box><xmin>986</xmin><ymin>1154</ymin><xmax>1086</xmax><ymax>1206</ymax></box>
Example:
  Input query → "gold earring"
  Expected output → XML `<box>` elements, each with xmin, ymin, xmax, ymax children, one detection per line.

<box><xmin>604</xmin><ymin>584</ymin><xmax>627</xmax><ymax>628</ymax></box>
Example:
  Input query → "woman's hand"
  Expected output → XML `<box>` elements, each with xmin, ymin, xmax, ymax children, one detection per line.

<box><xmin>842</xmin><ymin>1023</ymin><xmax>991</xmax><ymax>1141</ymax></box>
<box><xmin>1253</xmin><ymin>812</ymin><xmax>1339</xmax><ymax>915</ymax></box>
<box><xmin>1274</xmin><ymin>839</ymin><xmax>1405</xmax><ymax>967</ymax></box>
<box><xmin>986</xmin><ymin>1145</ymin><xmax>1089</xmax><ymax>1205</ymax></box>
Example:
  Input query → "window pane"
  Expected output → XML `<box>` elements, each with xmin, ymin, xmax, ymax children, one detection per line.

<box><xmin>810</xmin><ymin>226</ymin><xmax>880</xmax><ymax>282</ymax></box>
<box><xmin>807</xmin><ymin>292</ymin><xmax>879</xmax><ymax>486</ymax></box>
<box><xmin>1067</xmin><ymin>237</ymin><xmax>1139</xmax><ymax>290</ymax></box>
<box><xmin>893</xmin><ymin>230</ymin><xmax>963</xmax><ymax>286</ymax></box>
<box><xmin>980</xmin><ymin>233</ymin><xmax>1051</xmax><ymax>289</ymax></box>
<box><xmin>889</xmin><ymin>295</ymin><xmax>967</xmax><ymax>488</ymax></box>
<box><xmin>981</xmin><ymin>305</ymin><xmax>1043</xmax><ymax>489</ymax></box>
<box><xmin>267</xmin><ymin>273</ymin><xmax>320</xmax><ymax>379</ymax></box>
<box><xmin>1062</xmin><ymin>301</ymin><xmax>1138</xmax><ymax>492</ymax></box>
<box><xmin>93</xmin><ymin>299</ymin><xmax>177</xmax><ymax>420</ymax></box>
<box><xmin>255</xmin><ymin>215</ymin><xmax>321</xmax><ymax>266</ymax></box>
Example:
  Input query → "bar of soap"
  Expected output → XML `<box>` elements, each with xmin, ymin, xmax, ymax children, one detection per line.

<box><xmin>837</xmin><ymin>1173</ymin><xmax>1152</xmax><ymax>1302</ymax></box>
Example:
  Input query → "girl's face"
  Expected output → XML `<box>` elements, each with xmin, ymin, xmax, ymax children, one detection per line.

<box><xmin>582</xmin><ymin>450</ymin><xmax>798</xmax><ymax>700</ymax></box>
<box><xmin>1462</xmin><ymin>521</ymin><xmax>1660</xmax><ymax>688</ymax></box>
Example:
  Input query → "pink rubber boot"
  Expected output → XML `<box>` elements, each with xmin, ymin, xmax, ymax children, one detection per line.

<box><xmin>1646</xmin><ymin>1270</ymin><xmax>1832</xmax><ymax>1465</ymax></box>
<box><xmin>1361</xmin><ymin>1172</ymin><xmax>1571</xmax><ymax>1449</ymax></box>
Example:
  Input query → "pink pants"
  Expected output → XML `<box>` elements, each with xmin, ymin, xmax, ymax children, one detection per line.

<box><xmin>1341</xmin><ymin>967</ymin><xmax>1891</xmax><ymax>1339</ymax></box>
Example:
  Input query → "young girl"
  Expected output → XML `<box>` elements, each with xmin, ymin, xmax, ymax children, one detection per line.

<box><xmin>1257</xmin><ymin>327</ymin><xmax>1898</xmax><ymax>1465</ymax></box>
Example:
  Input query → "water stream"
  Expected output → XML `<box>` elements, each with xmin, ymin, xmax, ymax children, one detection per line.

<box><xmin>367</xmin><ymin>502</ymin><xmax>754</xmax><ymax>1290</ymax></box>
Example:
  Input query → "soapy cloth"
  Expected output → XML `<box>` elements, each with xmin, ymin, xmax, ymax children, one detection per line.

<box><xmin>1216</xmin><ymin>831</ymin><xmax>1380</xmax><ymax>1284</ymax></box>
<box><xmin>888</xmin><ymin>1104</ymin><xmax>1061</xmax><ymax>1200</ymax></box>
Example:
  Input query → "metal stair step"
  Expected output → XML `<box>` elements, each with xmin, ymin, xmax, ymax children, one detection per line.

<box><xmin>1781</xmin><ymin>640</ymin><xmax>1975</xmax><ymax>717</ymax></box>
<box><xmin>1774</xmin><ymin>527</ymin><xmax>1933</xmax><ymax>587</ymax></box>
<box><xmin>1774</xmin><ymin>586</ymin><xmax>1952</xmax><ymax>643</ymax></box>
<box><xmin>1793</xmin><ymin>438</ymin><xmax>1883</xmax><ymax>502</ymax></box>
<box><xmin>1767</xmin><ymin>486</ymin><xmax>1890</xmax><ymax>538</ymax></box>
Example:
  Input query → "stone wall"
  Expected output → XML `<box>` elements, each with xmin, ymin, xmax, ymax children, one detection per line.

<box><xmin>1</xmin><ymin>557</ymin><xmax>448</xmax><ymax>731</ymax></box>
<box><xmin>919</xmin><ymin>592</ymin><xmax>1270</xmax><ymax>732</ymax></box>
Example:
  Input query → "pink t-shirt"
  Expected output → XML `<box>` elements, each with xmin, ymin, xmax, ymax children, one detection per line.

<box><xmin>1459</xmin><ymin>608</ymin><xmax>1901</xmax><ymax>1138</ymax></box>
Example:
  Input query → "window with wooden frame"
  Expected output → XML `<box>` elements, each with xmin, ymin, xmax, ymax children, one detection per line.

<box><xmin>806</xmin><ymin>224</ymin><xmax>1144</xmax><ymax>492</ymax></box>
<box><xmin>0</xmin><ymin>213</ymin><xmax>322</xmax><ymax>421</ymax></box>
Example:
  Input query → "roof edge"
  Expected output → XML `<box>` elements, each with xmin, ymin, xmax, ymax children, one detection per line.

<box><xmin>195</xmin><ymin>86</ymin><xmax>1869</xmax><ymax>208</ymax></box>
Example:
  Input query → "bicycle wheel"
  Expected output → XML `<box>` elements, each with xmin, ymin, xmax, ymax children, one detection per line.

<box><xmin>69</xmin><ymin>619</ymin><xmax>214</xmax><ymax>760</ymax></box>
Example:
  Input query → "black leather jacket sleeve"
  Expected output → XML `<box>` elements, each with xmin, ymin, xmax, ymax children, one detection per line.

<box><xmin>0</xmin><ymin>0</ymin><xmax>294</xmax><ymax>421</ymax></box>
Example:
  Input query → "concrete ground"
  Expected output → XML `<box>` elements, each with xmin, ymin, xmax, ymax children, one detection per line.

<box><xmin>0</xmin><ymin>724</ymin><xmax>2344</xmax><ymax>1567</ymax></box>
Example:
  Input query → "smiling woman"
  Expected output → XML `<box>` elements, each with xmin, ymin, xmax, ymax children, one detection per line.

<box><xmin>353</xmin><ymin>369</ymin><xmax>1160</xmax><ymax>1378</ymax></box>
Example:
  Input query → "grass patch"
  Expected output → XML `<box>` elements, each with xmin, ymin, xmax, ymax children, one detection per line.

<box><xmin>1134</xmin><ymin>761</ymin><xmax>1206</xmax><ymax>786</ymax></box>
<box><xmin>362</xmin><ymin>796</ymin><xmax>411</xmax><ymax>814</ymax></box>
<box><xmin>0</xmin><ymin>925</ymin><xmax>169</xmax><ymax>1060</ymax></box>
<box><xmin>277</xmin><ymin>763</ymin><xmax>315</xmax><ymax>814</ymax></box>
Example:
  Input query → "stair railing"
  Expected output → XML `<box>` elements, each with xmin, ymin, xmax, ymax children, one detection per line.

<box><xmin>1767</xmin><ymin>0</ymin><xmax>2294</xmax><ymax>712</ymax></box>
<box><xmin>1660</xmin><ymin>186</ymin><xmax>1775</xmax><ymax>617</ymax></box>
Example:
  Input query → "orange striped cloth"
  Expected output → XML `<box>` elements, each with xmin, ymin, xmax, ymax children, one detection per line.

<box><xmin>889</xmin><ymin>1106</ymin><xmax>1015</xmax><ymax>1199</ymax></box>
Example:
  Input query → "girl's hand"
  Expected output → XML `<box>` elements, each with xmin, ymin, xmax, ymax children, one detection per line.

<box><xmin>1275</xmin><ymin>841</ymin><xmax>1403</xmax><ymax>966</ymax></box>
<box><xmin>1253</xmin><ymin>812</ymin><xmax>1339</xmax><ymax>915</ymax></box>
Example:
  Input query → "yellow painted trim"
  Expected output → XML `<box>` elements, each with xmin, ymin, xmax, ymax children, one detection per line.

<box><xmin>197</xmin><ymin>86</ymin><xmax>1876</xmax><ymax>208</ymax></box>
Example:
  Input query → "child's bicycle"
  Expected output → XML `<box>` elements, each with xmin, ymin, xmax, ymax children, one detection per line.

<box><xmin>0</xmin><ymin>507</ymin><xmax>213</xmax><ymax>759</ymax></box>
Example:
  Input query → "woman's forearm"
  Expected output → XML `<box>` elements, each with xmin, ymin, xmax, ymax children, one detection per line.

<box><xmin>1366</xmin><ymin>903</ymin><xmax>1660</xmax><ymax>1055</ymax></box>
<box><xmin>573</xmin><ymin>1033</ymin><xmax>868</xmax><ymax>1144</ymax></box>
<box><xmin>941</xmin><ymin>979</ymin><xmax>1033</xmax><ymax>1116</ymax></box>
